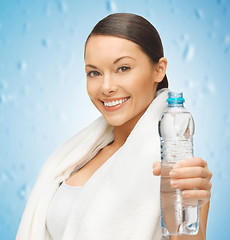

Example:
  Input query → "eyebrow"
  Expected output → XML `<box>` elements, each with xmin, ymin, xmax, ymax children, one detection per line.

<box><xmin>114</xmin><ymin>56</ymin><xmax>135</xmax><ymax>64</ymax></box>
<box><xmin>85</xmin><ymin>56</ymin><xmax>135</xmax><ymax>69</ymax></box>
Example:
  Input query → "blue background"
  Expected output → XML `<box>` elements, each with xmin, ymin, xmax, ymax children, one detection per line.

<box><xmin>1</xmin><ymin>0</ymin><xmax>230</xmax><ymax>239</ymax></box>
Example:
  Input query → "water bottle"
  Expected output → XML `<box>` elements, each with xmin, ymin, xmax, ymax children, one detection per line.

<box><xmin>158</xmin><ymin>91</ymin><xmax>199</xmax><ymax>236</ymax></box>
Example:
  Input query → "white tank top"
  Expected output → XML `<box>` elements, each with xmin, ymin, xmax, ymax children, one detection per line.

<box><xmin>46</xmin><ymin>181</ymin><xmax>82</xmax><ymax>240</ymax></box>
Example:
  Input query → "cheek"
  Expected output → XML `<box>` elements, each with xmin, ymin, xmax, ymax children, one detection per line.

<box><xmin>87</xmin><ymin>80</ymin><xmax>97</xmax><ymax>99</ymax></box>
<box><xmin>131</xmin><ymin>75</ymin><xmax>154</xmax><ymax>98</ymax></box>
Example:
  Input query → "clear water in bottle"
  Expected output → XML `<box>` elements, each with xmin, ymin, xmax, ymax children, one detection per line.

<box><xmin>158</xmin><ymin>92</ymin><xmax>199</xmax><ymax>236</ymax></box>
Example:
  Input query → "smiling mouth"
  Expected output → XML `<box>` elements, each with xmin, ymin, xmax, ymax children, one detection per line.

<box><xmin>102</xmin><ymin>97</ymin><xmax>130</xmax><ymax>107</ymax></box>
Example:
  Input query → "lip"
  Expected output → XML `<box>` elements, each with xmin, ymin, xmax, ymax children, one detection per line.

<box><xmin>101</xmin><ymin>97</ymin><xmax>129</xmax><ymax>102</ymax></box>
<box><xmin>101</xmin><ymin>97</ymin><xmax>130</xmax><ymax>112</ymax></box>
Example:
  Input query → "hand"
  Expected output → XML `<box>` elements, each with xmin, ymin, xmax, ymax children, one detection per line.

<box><xmin>153</xmin><ymin>157</ymin><xmax>213</xmax><ymax>207</ymax></box>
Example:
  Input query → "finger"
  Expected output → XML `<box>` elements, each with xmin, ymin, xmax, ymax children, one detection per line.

<box><xmin>153</xmin><ymin>161</ymin><xmax>161</xmax><ymax>176</ymax></box>
<box><xmin>170</xmin><ymin>178</ymin><xmax>212</xmax><ymax>190</ymax></box>
<box><xmin>153</xmin><ymin>166</ymin><xmax>161</xmax><ymax>176</ymax></box>
<box><xmin>174</xmin><ymin>157</ymin><xmax>207</xmax><ymax>168</ymax></box>
<box><xmin>182</xmin><ymin>189</ymin><xmax>211</xmax><ymax>205</ymax></box>
<box><xmin>169</xmin><ymin>166</ymin><xmax>211</xmax><ymax>179</ymax></box>
<box><xmin>152</xmin><ymin>161</ymin><xmax>160</xmax><ymax>169</ymax></box>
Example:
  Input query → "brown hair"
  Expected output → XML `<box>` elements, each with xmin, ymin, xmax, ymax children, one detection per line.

<box><xmin>85</xmin><ymin>13</ymin><xmax>168</xmax><ymax>91</ymax></box>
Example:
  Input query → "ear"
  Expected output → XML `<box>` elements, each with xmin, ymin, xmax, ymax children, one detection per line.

<box><xmin>152</xmin><ymin>57</ymin><xmax>167</xmax><ymax>83</ymax></box>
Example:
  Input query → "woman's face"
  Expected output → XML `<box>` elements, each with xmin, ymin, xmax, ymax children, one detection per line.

<box><xmin>85</xmin><ymin>35</ymin><xmax>164</xmax><ymax>127</ymax></box>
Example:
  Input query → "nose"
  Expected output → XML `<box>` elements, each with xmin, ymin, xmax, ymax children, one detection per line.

<box><xmin>101</xmin><ymin>73</ymin><xmax>117</xmax><ymax>96</ymax></box>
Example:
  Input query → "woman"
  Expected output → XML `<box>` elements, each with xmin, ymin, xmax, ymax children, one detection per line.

<box><xmin>16</xmin><ymin>13</ymin><xmax>212</xmax><ymax>240</ymax></box>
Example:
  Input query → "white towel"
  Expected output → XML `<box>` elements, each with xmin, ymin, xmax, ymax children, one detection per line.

<box><xmin>16</xmin><ymin>88</ymin><xmax>170</xmax><ymax>240</ymax></box>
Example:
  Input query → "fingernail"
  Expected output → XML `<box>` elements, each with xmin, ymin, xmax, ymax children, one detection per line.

<box><xmin>169</xmin><ymin>171</ymin><xmax>177</xmax><ymax>177</ymax></box>
<box><xmin>182</xmin><ymin>191</ymin><xmax>189</xmax><ymax>197</ymax></box>
<box><xmin>170</xmin><ymin>179</ymin><xmax>178</xmax><ymax>186</ymax></box>
<box><xmin>173</xmin><ymin>164</ymin><xmax>181</xmax><ymax>169</ymax></box>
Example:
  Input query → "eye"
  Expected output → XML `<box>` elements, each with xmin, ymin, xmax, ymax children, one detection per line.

<box><xmin>117</xmin><ymin>66</ymin><xmax>130</xmax><ymax>73</ymax></box>
<box><xmin>87</xmin><ymin>71</ymin><xmax>101</xmax><ymax>77</ymax></box>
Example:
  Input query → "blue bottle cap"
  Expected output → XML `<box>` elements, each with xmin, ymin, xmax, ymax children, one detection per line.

<box><xmin>167</xmin><ymin>92</ymin><xmax>185</xmax><ymax>104</ymax></box>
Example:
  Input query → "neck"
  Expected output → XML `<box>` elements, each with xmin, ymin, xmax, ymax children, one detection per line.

<box><xmin>111</xmin><ymin>108</ymin><xmax>146</xmax><ymax>148</ymax></box>
<box><xmin>109</xmin><ymin>90</ymin><xmax>158</xmax><ymax>149</ymax></box>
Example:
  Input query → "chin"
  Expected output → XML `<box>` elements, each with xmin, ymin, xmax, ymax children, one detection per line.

<box><xmin>103</xmin><ymin>116</ymin><xmax>128</xmax><ymax>127</ymax></box>
<box><xmin>105</xmin><ymin>119</ymin><xmax>124</xmax><ymax>127</ymax></box>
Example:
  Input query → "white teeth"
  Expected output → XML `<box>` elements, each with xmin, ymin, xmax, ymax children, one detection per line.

<box><xmin>103</xmin><ymin>97</ymin><xmax>129</xmax><ymax>107</ymax></box>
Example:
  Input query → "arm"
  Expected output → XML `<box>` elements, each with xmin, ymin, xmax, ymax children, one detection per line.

<box><xmin>153</xmin><ymin>158</ymin><xmax>212</xmax><ymax>240</ymax></box>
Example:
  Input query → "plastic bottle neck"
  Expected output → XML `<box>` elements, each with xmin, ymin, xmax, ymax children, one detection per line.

<box><xmin>168</xmin><ymin>102</ymin><xmax>184</xmax><ymax>107</ymax></box>
<box><xmin>167</xmin><ymin>92</ymin><xmax>185</xmax><ymax>108</ymax></box>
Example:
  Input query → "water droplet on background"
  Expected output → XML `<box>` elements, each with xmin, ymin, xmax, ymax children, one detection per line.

<box><xmin>106</xmin><ymin>0</ymin><xmax>117</xmax><ymax>12</ymax></box>
<box><xmin>224</xmin><ymin>126</ymin><xmax>230</xmax><ymax>137</ymax></box>
<box><xmin>68</xmin><ymin>26</ymin><xmax>75</xmax><ymax>35</ymax></box>
<box><xmin>171</xmin><ymin>39</ymin><xmax>181</xmax><ymax>50</ymax></box>
<box><xmin>0</xmin><ymin>93</ymin><xmax>14</xmax><ymax>103</ymax></box>
<box><xmin>212</xmin><ymin>19</ymin><xmax>219</xmax><ymax>28</ymax></box>
<box><xmin>57</xmin><ymin>112</ymin><xmax>68</xmax><ymax>122</ymax></box>
<box><xmin>42</xmin><ymin>134</ymin><xmax>48</xmax><ymax>141</ymax></box>
<box><xmin>224</xmin><ymin>35</ymin><xmax>230</xmax><ymax>44</ymax></box>
<box><xmin>20</xmin><ymin>164</ymin><xmax>26</xmax><ymax>171</ymax></box>
<box><xmin>22</xmin><ymin>7</ymin><xmax>31</xmax><ymax>16</ymax></box>
<box><xmin>41</xmin><ymin>38</ymin><xmax>51</xmax><ymax>47</ymax></box>
<box><xmin>18</xmin><ymin>141</ymin><xmax>24</xmax><ymax>150</ymax></box>
<box><xmin>17</xmin><ymin>184</ymin><xmax>31</xmax><ymax>200</ymax></box>
<box><xmin>225</xmin><ymin>47</ymin><xmax>230</xmax><ymax>55</ymax></box>
<box><xmin>20</xmin><ymin>85</ymin><xmax>30</xmax><ymax>95</ymax></box>
<box><xmin>0</xmin><ymin>62</ymin><xmax>5</xmax><ymax>71</ymax></box>
<box><xmin>23</xmin><ymin>22</ymin><xmax>31</xmax><ymax>33</ymax></box>
<box><xmin>217</xmin><ymin>172</ymin><xmax>223</xmax><ymax>180</ymax></box>
<box><xmin>195</xmin><ymin>9</ymin><xmax>204</xmax><ymax>19</ymax></box>
<box><xmin>207</xmin><ymin>31</ymin><xmax>216</xmax><ymax>39</ymax></box>
<box><xmin>0</xmin><ymin>170</ymin><xmax>14</xmax><ymax>182</ymax></box>
<box><xmin>205</xmin><ymin>82</ymin><xmax>216</xmax><ymax>94</ymax></box>
<box><xmin>0</xmin><ymin>172</ymin><xmax>9</xmax><ymax>182</ymax></box>
<box><xmin>181</xmin><ymin>34</ymin><xmax>189</xmax><ymax>42</ymax></box>
<box><xmin>44</xmin><ymin>3</ymin><xmax>52</xmax><ymax>17</ymax></box>
<box><xmin>201</xmin><ymin>76</ymin><xmax>216</xmax><ymax>95</ymax></box>
<box><xmin>31</xmin><ymin>124</ymin><xmax>37</xmax><ymax>132</ymax></box>
<box><xmin>0</xmin><ymin>80</ymin><xmax>8</xmax><ymax>91</ymax></box>
<box><xmin>58</xmin><ymin>0</ymin><xmax>68</xmax><ymax>12</ymax></box>
<box><xmin>170</xmin><ymin>7</ymin><xmax>176</xmax><ymax>13</ymax></box>
<box><xmin>185</xmin><ymin>79</ymin><xmax>196</xmax><ymax>89</ymax></box>
<box><xmin>17</xmin><ymin>61</ymin><xmax>27</xmax><ymax>71</ymax></box>
<box><xmin>183</xmin><ymin>44</ymin><xmax>195</xmax><ymax>61</ymax></box>
<box><xmin>227</xmin><ymin>114</ymin><xmax>230</xmax><ymax>124</ymax></box>
<box><xmin>223</xmin><ymin>114</ymin><xmax>230</xmax><ymax>136</ymax></box>
<box><xmin>35</xmin><ymin>102</ymin><xmax>42</xmax><ymax>111</ymax></box>
<box><xmin>209</xmin><ymin>151</ymin><xmax>215</xmax><ymax>159</ymax></box>
<box><xmin>0</xmin><ymin>95</ymin><xmax>7</xmax><ymax>103</ymax></box>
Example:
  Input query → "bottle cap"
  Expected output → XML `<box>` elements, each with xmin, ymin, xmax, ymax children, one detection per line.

<box><xmin>167</xmin><ymin>92</ymin><xmax>185</xmax><ymax>104</ymax></box>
